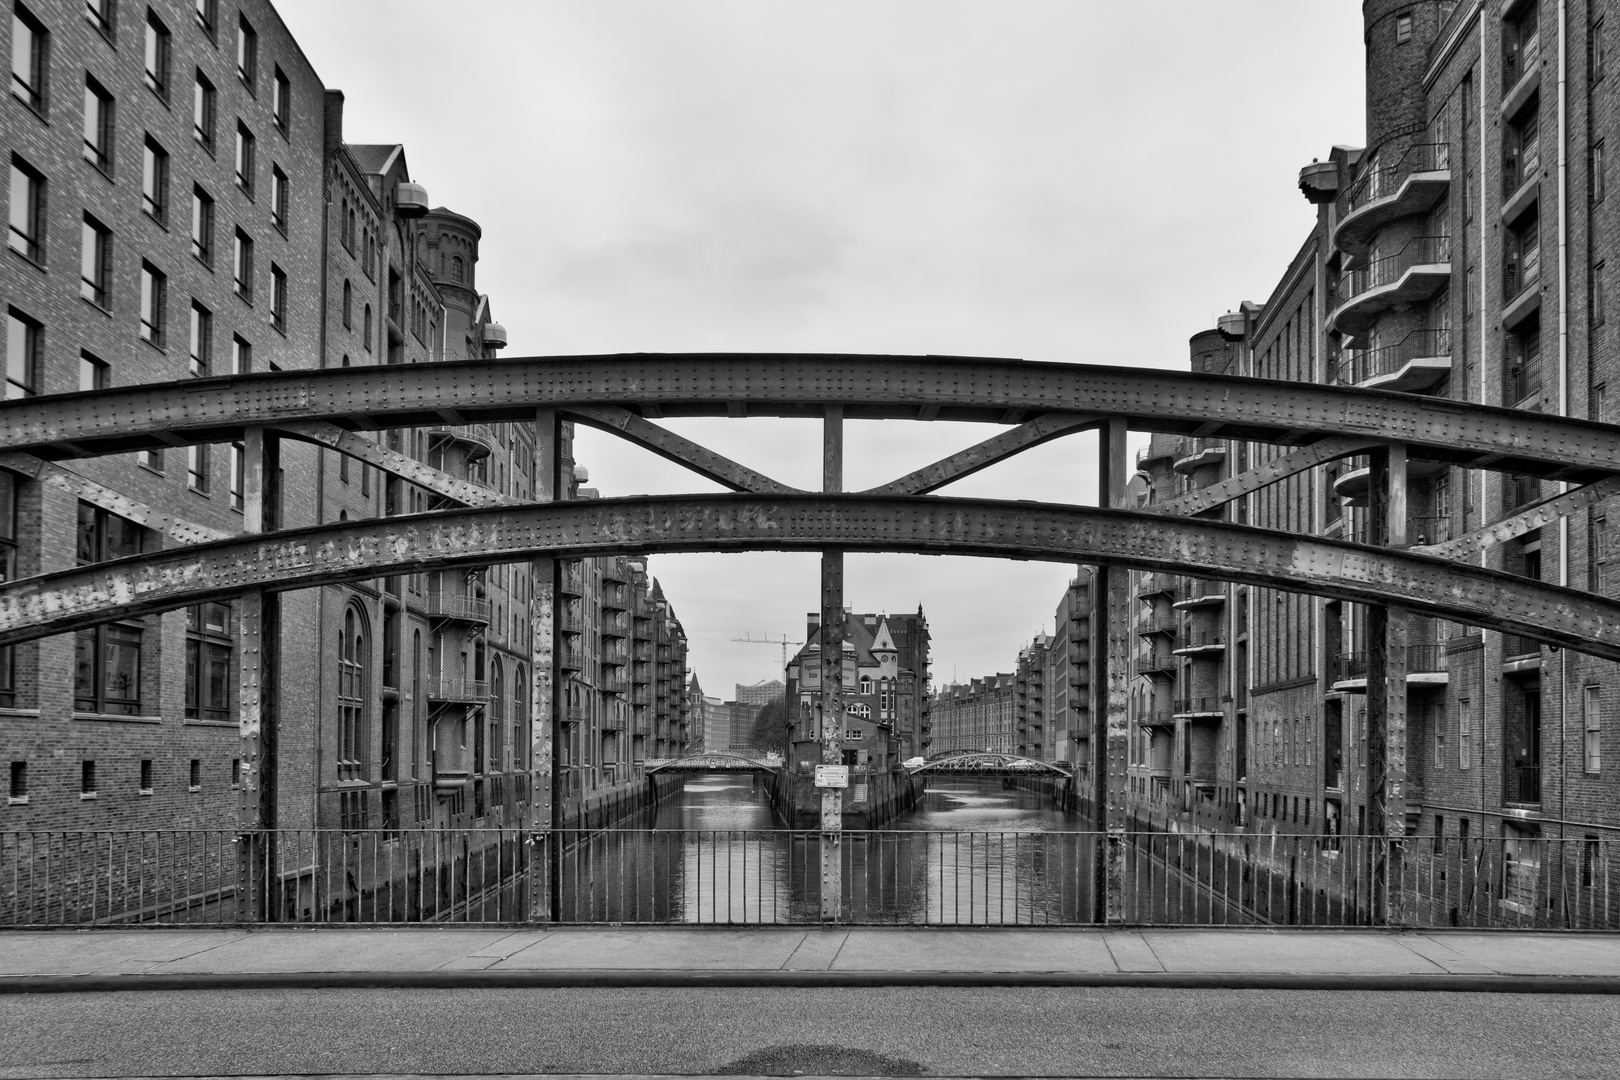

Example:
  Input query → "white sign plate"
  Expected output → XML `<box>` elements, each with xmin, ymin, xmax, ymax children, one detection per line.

<box><xmin>813</xmin><ymin>764</ymin><xmax>850</xmax><ymax>789</ymax></box>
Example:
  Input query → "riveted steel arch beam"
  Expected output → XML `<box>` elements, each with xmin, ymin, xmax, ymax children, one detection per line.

<box><xmin>1150</xmin><ymin>437</ymin><xmax>1381</xmax><ymax>517</ymax></box>
<box><xmin>565</xmin><ymin>405</ymin><xmax>801</xmax><ymax>494</ymax></box>
<box><xmin>7</xmin><ymin>356</ymin><xmax>1620</xmax><ymax>481</ymax></box>
<box><xmin>273</xmin><ymin>421</ymin><xmax>514</xmax><ymax>507</ymax></box>
<box><xmin>1415</xmin><ymin>477</ymin><xmax>1620</xmax><ymax>559</ymax></box>
<box><xmin>0</xmin><ymin>452</ymin><xmax>227</xmax><ymax>544</ymax></box>
<box><xmin>4</xmin><ymin>494</ymin><xmax>1619</xmax><ymax>660</ymax></box>
<box><xmin>862</xmin><ymin>412</ymin><xmax>1102</xmax><ymax>496</ymax></box>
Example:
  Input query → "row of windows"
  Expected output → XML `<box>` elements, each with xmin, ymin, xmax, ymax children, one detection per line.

<box><xmin>7</xmin><ymin>757</ymin><xmax>235</xmax><ymax>801</ymax></box>
<box><xmin>13</xmin><ymin>1</ymin><xmax>291</xmax><ymax>132</ymax></box>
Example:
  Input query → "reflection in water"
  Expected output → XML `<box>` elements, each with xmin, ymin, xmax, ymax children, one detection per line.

<box><xmin>555</xmin><ymin>774</ymin><xmax>1094</xmax><ymax>924</ymax></box>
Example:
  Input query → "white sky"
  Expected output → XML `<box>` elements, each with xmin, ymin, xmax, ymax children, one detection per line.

<box><xmin>275</xmin><ymin>0</ymin><xmax>1366</xmax><ymax>699</ymax></box>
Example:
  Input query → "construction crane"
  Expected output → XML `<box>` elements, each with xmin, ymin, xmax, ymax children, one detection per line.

<box><xmin>731</xmin><ymin>632</ymin><xmax>803</xmax><ymax>674</ymax></box>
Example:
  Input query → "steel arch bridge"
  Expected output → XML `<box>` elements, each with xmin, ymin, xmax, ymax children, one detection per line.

<box><xmin>646</xmin><ymin>751</ymin><xmax>780</xmax><ymax>774</ymax></box>
<box><xmin>908</xmin><ymin>753</ymin><xmax>1073</xmax><ymax>778</ymax></box>
<box><xmin>3</xmin><ymin>351</ymin><xmax>1617</xmax><ymax>922</ymax></box>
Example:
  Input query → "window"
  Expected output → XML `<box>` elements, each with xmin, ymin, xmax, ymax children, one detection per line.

<box><xmin>188</xmin><ymin>300</ymin><xmax>210</xmax><ymax>375</ymax></box>
<box><xmin>1505</xmin><ymin>319</ymin><xmax>1542</xmax><ymax>405</ymax></box>
<box><xmin>233</xmin><ymin>228</ymin><xmax>252</xmax><ymax>299</ymax></box>
<box><xmin>1396</xmin><ymin>13</ymin><xmax>1412</xmax><ymax>43</ymax></box>
<box><xmin>451</xmin><ymin>255</ymin><xmax>464</xmax><ymax>282</ymax></box>
<box><xmin>234</xmin><ymin>120</ymin><xmax>253</xmax><ymax>195</ymax></box>
<box><xmin>8</xmin><ymin>157</ymin><xmax>44</xmax><ymax>262</ymax></box>
<box><xmin>1595</xmin><ymin>142</ymin><xmax>1606</xmax><ymax>203</ymax></box>
<box><xmin>74</xmin><ymin>506</ymin><xmax>143</xmax><ymax>716</ymax></box>
<box><xmin>137</xmin><ymin>449</ymin><xmax>162</xmax><ymax>471</ymax></box>
<box><xmin>1597</xmin><ymin>19</ymin><xmax>1609</xmax><ymax>84</ymax></box>
<box><xmin>230</xmin><ymin>333</ymin><xmax>250</xmax><ymax>374</ymax></box>
<box><xmin>1597</xmin><ymin>263</ymin><xmax>1608</xmax><ymax>325</ymax></box>
<box><xmin>342</xmin><ymin>279</ymin><xmax>352</xmax><ymax>328</ymax></box>
<box><xmin>235</xmin><ymin>13</ymin><xmax>255</xmax><ymax>90</ymax></box>
<box><xmin>187</xmin><ymin>442</ymin><xmax>209</xmax><ymax>493</ymax></box>
<box><xmin>11</xmin><ymin>4</ymin><xmax>46</xmax><ymax>112</ymax></box>
<box><xmin>1592</xmin><ymin>514</ymin><xmax>1608</xmax><ymax>593</ymax></box>
<box><xmin>86</xmin><ymin>0</ymin><xmax>113</xmax><ymax>37</ymax></box>
<box><xmin>185</xmin><ymin>187</ymin><xmax>214</xmax><ymax>267</ymax></box>
<box><xmin>337</xmin><ymin>606</ymin><xmax>368</xmax><ymax>781</ymax></box>
<box><xmin>192</xmin><ymin>70</ymin><xmax>214</xmax><ymax>152</ymax></box>
<box><xmin>1586</xmin><ymin>684</ymin><xmax>1602</xmax><ymax>773</ymax></box>
<box><xmin>141</xmin><ymin>135</ymin><xmax>167</xmax><ymax>223</ymax></box>
<box><xmin>1506</xmin><ymin>207</ymin><xmax>1541</xmax><ymax>300</ymax></box>
<box><xmin>270</xmin><ymin>164</ymin><xmax>287</xmax><ymax>232</ymax></box>
<box><xmin>1504</xmin><ymin>0</ymin><xmax>1540</xmax><ymax>92</ymax></box>
<box><xmin>193</xmin><ymin>0</ymin><xmax>213</xmax><ymax>36</ymax></box>
<box><xmin>6</xmin><ymin>309</ymin><xmax>39</xmax><ymax>399</ymax></box>
<box><xmin>188</xmin><ymin>758</ymin><xmax>199</xmax><ymax>790</ymax></box>
<box><xmin>80</xmin><ymin>214</ymin><xmax>110</xmax><ymax>306</ymax></box>
<box><xmin>269</xmin><ymin>263</ymin><xmax>286</xmax><ymax>331</ymax></box>
<box><xmin>272</xmin><ymin>65</ymin><xmax>289</xmax><ymax>131</ymax></box>
<box><xmin>1504</xmin><ymin>105</ymin><xmax>1539</xmax><ymax>193</ymax></box>
<box><xmin>79</xmin><ymin>350</ymin><xmax>107</xmax><ymax>391</ymax></box>
<box><xmin>143</xmin><ymin>9</ymin><xmax>169</xmax><ymax>99</ymax></box>
<box><xmin>363</xmin><ymin>304</ymin><xmax>372</xmax><ymax>350</ymax></box>
<box><xmin>7</xmin><ymin>761</ymin><xmax>25</xmax><ymax>801</ymax></box>
<box><xmin>1459</xmin><ymin>697</ymin><xmax>1473</xmax><ymax>769</ymax></box>
<box><xmin>81</xmin><ymin>760</ymin><xmax>96</xmax><ymax>796</ymax></box>
<box><xmin>0</xmin><ymin>472</ymin><xmax>14</xmax><ymax>707</ymax></box>
<box><xmin>229</xmin><ymin>441</ymin><xmax>242</xmax><ymax>509</ymax></box>
<box><xmin>83</xmin><ymin>76</ymin><xmax>114</xmax><ymax>173</ymax></box>
<box><xmin>139</xmin><ymin>759</ymin><xmax>152</xmax><ymax>793</ymax></box>
<box><xmin>1435</xmin><ymin>704</ymin><xmax>1446</xmax><ymax>766</ymax></box>
<box><xmin>184</xmin><ymin>602</ymin><xmax>231</xmax><ymax>720</ymax></box>
<box><xmin>139</xmin><ymin>260</ymin><xmax>166</xmax><ymax>346</ymax></box>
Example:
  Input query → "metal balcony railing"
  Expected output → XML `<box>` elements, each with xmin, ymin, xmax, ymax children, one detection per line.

<box><xmin>1136</xmin><ymin>614</ymin><xmax>1179</xmax><ymax>638</ymax></box>
<box><xmin>427</xmin><ymin>424</ymin><xmax>497</xmax><ymax>462</ymax></box>
<box><xmin>1341</xmin><ymin>142</ymin><xmax>1451</xmax><ymax>216</ymax></box>
<box><xmin>1335</xmin><ymin>328</ymin><xmax>1452</xmax><ymax>386</ymax></box>
<box><xmin>1173</xmin><ymin>696</ymin><xmax>1223</xmax><ymax>716</ymax></box>
<box><xmin>425</xmin><ymin>594</ymin><xmax>491</xmax><ymax>624</ymax></box>
<box><xmin>1408</xmin><ymin>517</ymin><xmax>1452</xmax><ymax>545</ymax></box>
<box><xmin>1177</xmin><ymin>629</ymin><xmax>1225</xmax><ymax>649</ymax></box>
<box><xmin>1337</xmin><ymin>235</ymin><xmax>1452</xmax><ymax>305</ymax></box>
<box><xmin>424</xmin><ymin>677</ymin><xmax>489</xmax><ymax>703</ymax></box>
<box><xmin>1503</xmin><ymin>763</ymin><xmax>1541</xmax><ymax>806</ymax></box>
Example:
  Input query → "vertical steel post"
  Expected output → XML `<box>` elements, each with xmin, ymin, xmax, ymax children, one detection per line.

<box><xmin>1092</xmin><ymin>418</ymin><xmax>1130</xmax><ymax>924</ymax></box>
<box><xmin>235</xmin><ymin>427</ymin><xmax>280</xmax><ymax>922</ymax></box>
<box><xmin>1365</xmin><ymin>443</ymin><xmax>1409</xmax><ymax>924</ymax></box>
<box><xmin>531</xmin><ymin>408</ymin><xmax>560</xmax><ymax>921</ymax></box>
<box><xmin>820</xmin><ymin>406</ymin><xmax>845</xmax><ymax>922</ymax></box>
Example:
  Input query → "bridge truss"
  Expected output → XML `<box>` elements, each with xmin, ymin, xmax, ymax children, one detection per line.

<box><xmin>908</xmin><ymin>753</ymin><xmax>1073</xmax><ymax>778</ymax></box>
<box><xmin>3</xmin><ymin>353</ymin><xmax>1616</xmax><ymax>923</ymax></box>
<box><xmin>645</xmin><ymin>751</ymin><xmax>778</xmax><ymax>774</ymax></box>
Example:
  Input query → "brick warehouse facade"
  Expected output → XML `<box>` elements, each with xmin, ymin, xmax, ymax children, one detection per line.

<box><xmin>1122</xmin><ymin>0</ymin><xmax>1620</xmax><ymax>913</ymax></box>
<box><xmin>2</xmin><ymin>0</ymin><xmax>688</xmax><ymax>887</ymax></box>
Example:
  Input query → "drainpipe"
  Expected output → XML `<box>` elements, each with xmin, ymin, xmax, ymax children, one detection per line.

<box><xmin>1558</xmin><ymin>0</ymin><xmax>1569</xmax><ymax>840</ymax></box>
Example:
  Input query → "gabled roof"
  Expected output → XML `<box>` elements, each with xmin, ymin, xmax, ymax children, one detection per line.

<box><xmin>347</xmin><ymin>143</ymin><xmax>404</xmax><ymax>176</ymax></box>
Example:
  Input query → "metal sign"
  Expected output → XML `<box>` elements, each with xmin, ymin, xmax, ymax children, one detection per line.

<box><xmin>813</xmin><ymin>764</ymin><xmax>849</xmax><ymax>789</ymax></box>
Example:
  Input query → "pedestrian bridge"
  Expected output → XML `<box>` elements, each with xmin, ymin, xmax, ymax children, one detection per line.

<box><xmin>645</xmin><ymin>751</ymin><xmax>782</xmax><ymax>774</ymax></box>
<box><xmin>908</xmin><ymin>752</ymin><xmax>1073</xmax><ymax>778</ymax></box>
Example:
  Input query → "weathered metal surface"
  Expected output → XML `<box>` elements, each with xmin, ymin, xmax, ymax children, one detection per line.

<box><xmin>1416</xmin><ymin>476</ymin><xmax>1620</xmax><ymax>559</ymax></box>
<box><xmin>1096</xmin><ymin>419</ymin><xmax>1130</xmax><ymax>925</ymax></box>
<box><xmin>4</xmin><ymin>493</ymin><xmax>1620</xmax><ymax>658</ymax></box>
<box><xmin>7</xmin><ymin>356</ymin><xmax>1620</xmax><ymax>481</ymax></box>
<box><xmin>1150</xmin><ymin>437</ymin><xmax>1380</xmax><ymax>518</ymax></box>
<box><xmin>0</xmin><ymin>452</ymin><xmax>227</xmax><ymax>544</ymax></box>
<box><xmin>820</xmin><ymin>408</ymin><xmax>844</xmax><ymax>922</ymax></box>
<box><xmin>566</xmin><ymin>405</ymin><xmax>801</xmax><ymax>494</ymax></box>
<box><xmin>532</xmin><ymin>410</ymin><xmax>559</xmax><ymax>922</ymax></box>
<box><xmin>274</xmin><ymin>421</ymin><xmax>513</xmax><ymax>507</ymax></box>
<box><xmin>863</xmin><ymin>412</ymin><xmax>1101</xmax><ymax>496</ymax></box>
<box><xmin>647</xmin><ymin>751</ymin><xmax>778</xmax><ymax>773</ymax></box>
<box><xmin>908</xmin><ymin>752</ymin><xmax>1072</xmax><ymax>777</ymax></box>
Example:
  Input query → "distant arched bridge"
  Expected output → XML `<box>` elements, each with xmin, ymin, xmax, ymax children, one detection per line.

<box><xmin>645</xmin><ymin>750</ymin><xmax>782</xmax><ymax>774</ymax></box>
<box><xmin>908</xmin><ymin>753</ymin><xmax>1074</xmax><ymax>778</ymax></box>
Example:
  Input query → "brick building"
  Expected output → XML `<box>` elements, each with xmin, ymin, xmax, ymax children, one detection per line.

<box><xmin>929</xmin><ymin>674</ymin><xmax>1017</xmax><ymax>755</ymax></box>
<box><xmin>784</xmin><ymin>608</ymin><xmax>929</xmax><ymax>771</ymax></box>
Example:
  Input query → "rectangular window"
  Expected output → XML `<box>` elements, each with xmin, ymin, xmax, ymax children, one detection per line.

<box><xmin>188</xmin><ymin>300</ymin><xmax>210</xmax><ymax>375</ymax></box>
<box><xmin>1435</xmin><ymin>704</ymin><xmax>1447</xmax><ymax>767</ymax></box>
<box><xmin>6</xmin><ymin>308</ymin><xmax>40</xmax><ymax>398</ymax></box>
<box><xmin>270</xmin><ymin>165</ymin><xmax>287</xmax><ymax>233</ymax></box>
<box><xmin>8</xmin><ymin>761</ymin><xmax>24</xmax><ymax>800</ymax></box>
<box><xmin>1459</xmin><ymin>697</ymin><xmax>1473</xmax><ymax>769</ymax></box>
<box><xmin>229</xmin><ymin>441</ymin><xmax>243</xmax><ymax>510</ymax></box>
<box><xmin>192</xmin><ymin>70</ymin><xmax>214</xmax><ymax>152</ymax></box>
<box><xmin>1506</xmin><ymin>208</ymin><xmax>1542</xmax><ymax>300</ymax></box>
<box><xmin>188</xmin><ymin>758</ymin><xmax>200</xmax><ymax>789</ymax></box>
<box><xmin>1396</xmin><ymin>13</ymin><xmax>1412</xmax><ymax>43</ymax></box>
<box><xmin>0</xmin><ymin>472</ymin><xmax>14</xmax><ymax>708</ymax></box>
<box><xmin>272</xmin><ymin>65</ymin><xmax>289</xmax><ymax>131</ymax></box>
<box><xmin>1595</xmin><ymin>142</ymin><xmax>1607</xmax><ymax>203</ymax></box>
<box><xmin>11</xmin><ymin>4</ymin><xmax>46</xmax><ymax>112</ymax></box>
<box><xmin>187</xmin><ymin>441</ymin><xmax>209</xmax><ymax>493</ymax></box>
<box><xmin>86</xmin><ymin>0</ymin><xmax>114</xmax><ymax>37</ymax></box>
<box><xmin>1592</xmin><ymin>515</ymin><xmax>1608</xmax><ymax>592</ymax></box>
<box><xmin>1597</xmin><ymin>263</ymin><xmax>1608</xmax><ymax>325</ymax></box>
<box><xmin>143</xmin><ymin>9</ymin><xmax>169</xmax><ymax>100</ymax></box>
<box><xmin>184</xmin><ymin>602</ymin><xmax>231</xmax><ymax>720</ymax></box>
<box><xmin>233</xmin><ymin>228</ymin><xmax>253</xmax><ymax>300</ymax></box>
<box><xmin>190</xmin><ymin>185</ymin><xmax>213</xmax><ymax>265</ymax></box>
<box><xmin>81</xmin><ymin>760</ymin><xmax>96</xmax><ymax>795</ymax></box>
<box><xmin>270</xmin><ymin>262</ymin><xmax>286</xmax><ymax>332</ymax></box>
<box><xmin>1586</xmin><ymin>684</ymin><xmax>1602</xmax><ymax>773</ymax></box>
<box><xmin>79</xmin><ymin>350</ymin><xmax>107</xmax><ymax>391</ymax></box>
<box><xmin>234</xmin><ymin>121</ymin><xmax>254</xmax><ymax>196</ymax></box>
<box><xmin>74</xmin><ymin>622</ymin><xmax>141</xmax><ymax>715</ymax></box>
<box><xmin>79</xmin><ymin>214</ymin><xmax>110</xmax><ymax>307</ymax></box>
<box><xmin>1434</xmin><ymin>815</ymin><xmax>1445</xmax><ymax>854</ymax></box>
<box><xmin>235</xmin><ymin>13</ymin><xmax>255</xmax><ymax>90</ymax></box>
<box><xmin>1505</xmin><ymin>320</ymin><xmax>1543</xmax><ymax>405</ymax></box>
<box><xmin>193</xmin><ymin>0</ymin><xmax>213</xmax><ymax>36</ymax></box>
<box><xmin>82</xmin><ymin>75</ymin><xmax>114</xmax><ymax>173</ymax></box>
<box><xmin>1504</xmin><ymin>1</ymin><xmax>1540</xmax><ymax>92</ymax></box>
<box><xmin>141</xmin><ymin>135</ymin><xmax>167</xmax><ymax>223</ymax></box>
<box><xmin>1504</xmin><ymin>107</ymin><xmax>1540</xmax><ymax>194</ymax></box>
<box><xmin>230</xmin><ymin>333</ymin><xmax>250</xmax><ymax>374</ymax></box>
<box><xmin>139</xmin><ymin>260</ymin><xmax>165</xmax><ymax>346</ymax></box>
<box><xmin>1595</xmin><ymin>18</ymin><xmax>1607</xmax><ymax>84</ymax></box>
<box><xmin>139</xmin><ymin>758</ymin><xmax>152</xmax><ymax>793</ymax></box>
<box><xmin>8</xmin><ymin>156</ymin><xmax>44</xmax><ymax>263</ymax></box>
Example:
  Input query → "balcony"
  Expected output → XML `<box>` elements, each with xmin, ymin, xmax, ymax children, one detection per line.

<box><xmin>558</xmin><ymin>563</ymin><xmax>584</xmax><ymax>598</ymax></box>
<box><xmin>1173</xmin><ymin>629</ymin><xmax>1226</xmax><ymax>656</ymax></box>
<box><xmin>1173</xmin><ymin>579</ymin><xmax>1226</xmax><ymax>610</ymax></box>
<box><xmin>1332</xmin><ymin>456</ymin><xmax>1446</xmax><ymax>505</ymax></box>
<box><xmin>559</xmin><ymin>642</ymin><xmax>585</xmax><ymax>672</ymax></box>
<box><xmin>425</xmin><ymin>677</ymin><xmax>489</xmax><ymax>704</ymax></box>
<box><xmin>1502</xmin><ymin>634</ymin><xmax>1542</xmax><ymax>675</ymax></box>
<box><xmin>558</xmin><ymin>610</ymin><xmax>584</xmax><ymax>635</ymax></box>
<box><xmin>1333</xmin><ymin>143</ymin><xmax>1451</xmax><ymax>257</ymax></box>
<box><xmin>1172</xmin><ymin>696</ymin><xmax>1224</xmax><ymax>719</ymax></box>
<box><xmin>1328</xmin><ymin>235</ymin><xmax>1452</xmax><ymax>339</ymax></box>
<box><xmin>427</xmin><ymin>423</ymin><xmax>497</xmax><ymax>462</ymax></box>
<box><xmin>1335</xmin><ymin>328</ymin><xmax>1452</xmax><ymax>393</ymax></box>
<box><xmin>601</xmin><ymin>615</ymin><xmax>630</xmax><ymax>640</ymax></box>
<box><xmin>602</xmin><ymin>584</ymin><xmax>629</xmax><ymax>612</ymax></box>
<box><xmin>601</xmin><ymin>676</ymin><xmax>630</xmax><ymax>694</ymax></box>
<box><xmin>1135</xmin><ymin>709</ymin><xmax>1174</xmax><ymax>729</ymax></box>
<box><xmin>1172</xmin><ymin>437</ymin><xmax>1226</xmax><ymax>474</ymax></box>
<box><xmin>1503</xmin><ymin>763</ymin><xmax>1541</xmax><ymax>808</ymax></box>
<box><xmin>1330</xmin><ymin>645</ymin><xmax>1450</xmax><ymax>692</ymax></box>
<box><xmin>1136</xmin><ymin>441</ymin><xmax>1178</xmax><ymax>469</ymax></box>
<box><xmin>1136</xmin><ymin>614</ymin><xmax>1179</xmax><ymax>639</ymax></box>
<box><xmin>1135</xmin><ymin>649</ymin><xmax>1176</xmax><ymax>679</ymax></box>
<box><xmin>1137</xmin><ymin>573</ymin><xmax>1179</xmax><ymax>600</ymax></box>
<box><xmin>425</xmin><ymin>593</ymin><xmax>491</xmax><ymax>626</ymax></box>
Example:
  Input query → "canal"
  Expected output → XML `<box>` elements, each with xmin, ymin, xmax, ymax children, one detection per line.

<box><xmin>555</xmin><ymin>773</ymin><xmax>1098</xmax><ymax>924</ymax></box>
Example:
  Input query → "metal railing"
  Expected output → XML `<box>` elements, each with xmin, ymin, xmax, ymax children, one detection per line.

<box><xmin>1335</xmin><ymin>645</ymin><xmax>1447</xmax><ymax>681</ymax></box>
<box><xmin>425</xmin><ymin>594</ymin><xmax>491</xmax><ymax>624</ymax></box>
<box><xmin>1336</xmin><ymin>328</ymin><xmax>1453</xmax><ymax>386</ymax></box>
<box><xmin>1337</xmin><ymin>235</ymin><xmax>1452</xmax><ymax>305</ymax></box>
<box><xmin>424</xmin><ymin>676</ymin><xmax>489</xmax><ymax>702</ymax></box>
<box><xmin>1136</xmin><ymin>614</ymin><xmax>1179</xmax><ymax>637</ymax></box>
<box><xmin>1504</xmin><ymin>763</ymin><xmax>1542</xmax><ymax>806</ymax></box>
<box><xmin>1341</xmin><ymin>142</ymin><xmax>1451</xmax><ymax>217</ymax></box>
<box><xmin>1177</xmin><ymin>629</ymin><xmax>1225</xmax><ymax>649</ymax></box>
<box><xmin>9</xmin><ymin>828</ymin><xmax>1620</xmax><ymax>929</ymax></box>
<box><xmin>1173</xmin><ymin>696</ymin><xmax>1223</xmax><ymax>715</ymax></box>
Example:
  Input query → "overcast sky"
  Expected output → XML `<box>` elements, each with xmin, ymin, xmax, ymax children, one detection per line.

<box><xmin>276</xmin><ymin>1</ymin><xmax>1366</xmax><ymax>703</ymax></box>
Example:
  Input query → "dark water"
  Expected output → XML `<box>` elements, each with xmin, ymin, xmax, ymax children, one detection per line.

<box><xmin>555</xmin><ymin>774</ymin><xmax>1096</xmax><ymax>924</ymax></box>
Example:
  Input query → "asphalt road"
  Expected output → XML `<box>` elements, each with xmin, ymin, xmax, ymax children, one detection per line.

<box><xmin>0</xmin><ymin>986</ymin><xmax>1613</xmax><ymax>1079</ymax></box>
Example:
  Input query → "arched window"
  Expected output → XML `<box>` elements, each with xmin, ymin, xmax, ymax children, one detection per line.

<box><xmin>451</xmin><ymin>255</ymin><xmax>463</xmax><ymax>283</ymax></box>
<box><xmin>342</xmin><ymin>280</ymin><xmax>352</xmax><ymax>328</ymax></box>
<box><xmin>512</xmin><ymin>663</ymin><xmax>526</xmax><ymax>772</ymax></box>
<box><xmin>363</xmin><ymin>304</ymin><xmax>372</xmax><ymax>351</ymax></box>
<box><xmin>490</xmin><ymin>659</ymin><xmax>505</xmax><ymax>771</ymax></box>
<box><xmin>337</xmin><ymin>605</ymin><xmax>368</xmax><ymax>781</ymax></box>
<box><xmin>858</xmin><ymin>676</ymin><xmax>873</xmax><ymax>696</ymax></box>
<box><xmin>413</xmin><ymin>629</ymin><xmax>423</xmax><ymax>780</ymax></box>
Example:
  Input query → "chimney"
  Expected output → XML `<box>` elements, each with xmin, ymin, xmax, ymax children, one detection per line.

<box><xmin>323</xmin><ymin>90</ymin><xmax>345</xmax><ymax>162</ymax></box>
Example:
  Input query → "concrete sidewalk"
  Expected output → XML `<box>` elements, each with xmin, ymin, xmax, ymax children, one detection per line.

<box><xmin>3</xmin><ymin>926</ymin><xmax>1620</xmax><ymax>992</ymax></box>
